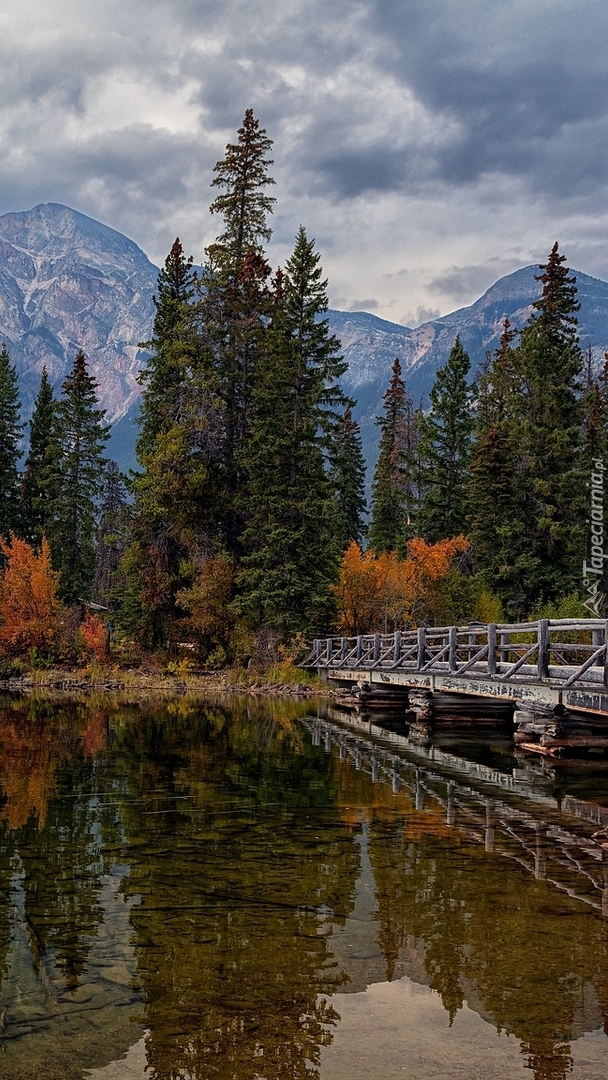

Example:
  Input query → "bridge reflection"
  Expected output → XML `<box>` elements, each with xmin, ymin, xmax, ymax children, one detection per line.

<box><xmin>303</xmin><ymin>711</ymin><xmax>608</xmax><ymax>917</ymax></box>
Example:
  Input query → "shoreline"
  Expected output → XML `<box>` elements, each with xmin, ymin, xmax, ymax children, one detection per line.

<box><xmin>0</xmin><ymin>665</ymin><xmax>337</xmax><ymax>700</ymax></box>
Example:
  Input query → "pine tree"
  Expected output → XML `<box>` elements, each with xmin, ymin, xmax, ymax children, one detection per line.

<box><xmin>49</xmin><ymin>351</ymin><xmax>110</xmax><ymax>603</ymax></box>
<box><xmin>418</xmin><ymin>336</ymin><xmax>474</xmax><ymax>543</ymax></box>
<box><xmin>0</xmin><ymin>343</ymin><xmax>23</xmax><ymax>540</ymax></box>
<box><xmin>21</xmin><ymin>368</ymin><xmax>59</xmax><ymax>546</ymax></box>
<box><xmin>467</xmin><ymin>320</ymin><xmax>525</xmax><ymax>603</ymax></box>
<box><xmin>507</xmin><ymin>243</ymin><xmax>586</xmax><ymax>609</ymax></box>
<box><xmin>236</xmin><ymin>230</ymin><xmax>347</xmax><ymax>636</ymax></box>
<box><xmin>92</xmin><ymin>462</ymin><xmax>130</xmax><ymax>607</ymax></box>
<box><xmin>131</xmin><ymin>235</ymin><xmax>226</xmax><ymax>646</ymax></box>
<box><xmin>329</xmin><ymin>406</ymin><xmax>367</xmax><ymax>550</ymax></box>
<box><xmin>136</xmin><ymin>238</ymin><xmax>197</xmax><ymax>458</ymax></box>
<box><xmin>207</xmin><ymin>108</ymin><xmax>276</xmax><ymax>274</ymax></box>
<box><xmin>369</xmin><ymin>358</ymin><xmax>421</xmax><ymax>555</ymax></box>
<box><xmin>201</xmin><ymin>109</ymin><xmax>276</xmax><ymax>554</ymax></box>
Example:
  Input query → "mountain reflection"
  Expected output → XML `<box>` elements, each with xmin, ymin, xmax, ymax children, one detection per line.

<box><xmin>0</xmin><ymin>694</ymin><xmax>605</xmax><ymax>1079</ymax></box>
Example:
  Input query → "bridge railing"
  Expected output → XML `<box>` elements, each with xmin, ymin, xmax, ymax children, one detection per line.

<box><xmin>305</xmin><ymin>619</ymin><xmax>608</xmax><ymax>688</ymax></box>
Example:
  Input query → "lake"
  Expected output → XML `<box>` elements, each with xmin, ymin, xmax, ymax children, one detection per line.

<box><xmin>0</xmin><ymin>691</ymin><xmax>607</xmax><ymax>1079</ymax></box>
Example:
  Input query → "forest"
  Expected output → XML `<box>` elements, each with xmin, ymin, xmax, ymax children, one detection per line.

<box><xmin>0</xmin><ymin>110</ymin><xmax>605</xmax><ymax>670</ymax></box>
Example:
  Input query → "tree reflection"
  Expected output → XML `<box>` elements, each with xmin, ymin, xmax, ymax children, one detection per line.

<box><xmin>110</xmin><ymin>699</ymin><xmax>360</xmax><ymax>1080</ymax></box>
<box><xmin>0</xmin><ymin>695</ymin><xmax>120</xmax><ymax>992</ymax></box>
<box><xmin>366</xmin><ymin>811</ymin><xmax>608</xmax><ymax>1080</ymax></box>
<box><xmin>0</xmin><ymin>694</ymin><xmax>608</xmax><ymax>1080</ymax></box>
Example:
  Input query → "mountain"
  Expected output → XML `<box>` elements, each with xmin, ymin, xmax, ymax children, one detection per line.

<box><xmin>2</xmin><ymin>203</ymin><xmax>608</xmax><ymax>476</ymax></box>
<box><xmin>0</xmin><ymin>203</ymin><xmax>156</xmax><ymax>452</ymax></box>
<box><xmin>340</xmin><ymin>267</ymin><xmax>608</xmax><ymax>468</ymax></box>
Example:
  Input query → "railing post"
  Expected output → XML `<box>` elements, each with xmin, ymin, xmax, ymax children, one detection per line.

<box><xmin>373</xmin><ymin>633</ymin><xmax>381</xmax><ymax>664</ymax></box>
<box><xmin>538</xmin><ymin>619</ymin><xmax>549</xmax><ymax>680</ymax></box>
<box><xmin>313</xmin><ymin>639</ymin><xmax>320</xmax><ymax>666</ymax></box>
<box><xmin>394</xmin><ymin>630</ymin><xmax>401</xmax><ymax>665</ymax></box>
<box><xmin>417</xmin><ymin>626</ymin><xmax>426</xmax><ymax>669</ymax></box>
<box><xmin>593</xmin><ymin>627</ymin><xmax>603</xmax><ymax>666</ymax></box>
<box><xmin>448</xmin><ymin>626</ymin><xmax>458</xmax><ymax>672</ymax></box>
<box><xmin>326</xmin><ymin>637</ymin><xmax>332</xmax><ymax>666</ymax></box>
<box><xmin>340</xmin><ymin>637</ymin><xmax>348</xmax><ymax>665</ymax></box>
<box><xmin>499</xmin><ymin>630</ymin><xmax>509</xmax><ymax>665</ymax></box>
<box><xmin>487</xmin><ymin>623</ymin><xmax>497</xmax><ymax>676</ymax></box>
<box><xmin>356</xmin><ymin>635</ymin><xmax>363</xmax><ymax>663</ymax></box>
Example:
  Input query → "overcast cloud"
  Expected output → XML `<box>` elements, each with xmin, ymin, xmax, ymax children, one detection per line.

<box><xmin>1</xmin><ymin>0</ymin><xmax>608</xmax><ymax>324</ymax></box>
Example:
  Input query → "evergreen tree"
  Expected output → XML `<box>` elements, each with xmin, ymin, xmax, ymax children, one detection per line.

<box><xmin>130</xmin><ymin>236</ymin><xmax>226</xmax><ymax>646</ymax></box>
<box><xmin>467</xmin><ymin>320</ymin><xmax>526</xmax><ymax>604</ymax></box>
<box><xmin>507</xmin><ymin>243</ymin><xmax>586</xmax><ymax>609</ymax></box>
<box><xmin>0</xmin><ymin>343</ymin><xmax>23</xmax><ymax>540</ymax></box>
<box><xmin>21</xmin><ymin>368</ymin><xmax>59</xmax><ymax>546</ymax></box>
<box><xmin>418</xmin><ymin>336</ymin><xmax>474</xmax><ymax>543</ymax></box>
<box><xmin>201</xmin><ymin>109</ymin><xmax>276</xmax><ymax>554</ymax></box>
<box><xmin>329</xmin><ymin>406</ymin><xmax>367</xmax><ymax>550</ymax></box>
<box><xmin>583</xmin><ymin>352</ymin><xmax>608</xmax><ymax>464</ymax></box>
<box><xmin>136</xmin><ymin>238</ymin><xmax>197</xmax><ymax>458</ymax></box>
<box><xmin>368</xmin><ymin>358</ymin><xmax>421</xmax><ymax>555</ymax></box>
<box><xmin>92</xmin><ymin>462</ymin><xmax>130</xmax><ymax>607</ymax></box>
<box><xmin>207</xmin><ymin>108</ymin><xmax>276</xmax><ymax>273</ymax></box>
<box><xmin>49</xmin><ymin>351</ymin><xmax>110</xmax><ymax>603</ymax></box>
<box><xmin>236</xmin><ymin>229</ymin><xmax>347</xmax><ymax>635</ymax></box>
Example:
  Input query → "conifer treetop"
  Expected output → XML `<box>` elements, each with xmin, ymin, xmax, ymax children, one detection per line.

<box><xmin>208</xmin><ymin>109</ymin><xmax>276</xmax><ymax>268</ymax></box>
<box><xmin>532</xmin><ymin>241</ymin><xmax>580</xmax><ymax>346</ymax></box>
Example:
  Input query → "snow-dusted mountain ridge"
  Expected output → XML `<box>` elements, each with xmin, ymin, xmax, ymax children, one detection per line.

<box><xmin>2</xmin><ymin>203</ymin><xmax>608</xmax><ymax>473</ymax></box>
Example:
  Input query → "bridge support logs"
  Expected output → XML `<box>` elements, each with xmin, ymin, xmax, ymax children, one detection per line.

<box><xmin>514</xmin><ymin>703</ymin><xmax>608</xmax><ymax>756</ymax></box>
<box><xmin>407</xmin><ymin>690</ymin><xmax>434</xmax><ymax>744</ymax></box>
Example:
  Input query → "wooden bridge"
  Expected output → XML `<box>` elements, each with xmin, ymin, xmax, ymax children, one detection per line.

<box><xmin>305</xmin><ymin>619</ymin><xmax>608</xmax><ymax>720</ymax></box>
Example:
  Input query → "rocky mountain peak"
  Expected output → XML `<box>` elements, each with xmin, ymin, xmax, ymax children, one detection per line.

<box><xmin>0</xmin><ymin>202</ymin><xmax>157</xmax><ymax>424</ymax></box>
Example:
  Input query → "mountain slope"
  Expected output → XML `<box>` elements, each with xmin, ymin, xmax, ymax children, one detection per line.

<box><xmin>0</xmin><ymin>203</ymin><xmax>157</xmax><ymax>423</ymax></box>
<box><xmin>2</xmin><ymin>204</ymin><xmax>608</xmax><ymax>477</ymax></box>
<box><xmin>340</xmin><ymin>266</ymin><xmax>608</xmax><ymax>469</ymax></box>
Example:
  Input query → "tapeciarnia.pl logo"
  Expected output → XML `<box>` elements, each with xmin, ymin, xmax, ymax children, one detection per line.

<box><xmin>582</xmin><ymin>458</ymin><xmax>606</xmax><ymax>616</ymax></box>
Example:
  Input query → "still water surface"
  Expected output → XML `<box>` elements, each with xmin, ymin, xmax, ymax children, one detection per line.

<box><xmin>0</xmin><ymin>692</ymin><xmax>607</xmax><ymax>1079</ymax></box>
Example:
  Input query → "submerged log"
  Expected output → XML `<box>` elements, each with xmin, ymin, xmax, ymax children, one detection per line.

<box><xmin>518</xmin><ymin>741</ymin><xmax>566</xmax><ymax>757</ymax></box>
<box><xmin>514</xmin><ymin>721</ymin><xmax>564</xmax><ymax>737</ymax></box>
<box><xmin>540</xmin><ymin>734</ymin><xmax>608</xmax><ymax>749</ymax></box>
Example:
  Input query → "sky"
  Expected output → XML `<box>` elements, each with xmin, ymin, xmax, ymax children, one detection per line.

<box><xmin>1</xmin><ymin>0</ymin><xmax>608</xmax><ymax>326</ymax></box>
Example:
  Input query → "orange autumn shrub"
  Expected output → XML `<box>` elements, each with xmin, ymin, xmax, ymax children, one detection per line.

<box><xmin>80</xmin><ymin>610</ymin><xmax>109</xmax><ymax>660</ymax></box>
<box><xmin>334</xmin><ymin>536</ymin><xmax>469</xmax><ymax>635</ymax></box>
<box><xmin>0</xmin><ymin>534</ymin><xmax>61</xmax><ymax>656</ymax></box>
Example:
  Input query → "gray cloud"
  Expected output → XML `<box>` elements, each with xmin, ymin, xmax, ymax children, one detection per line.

<box><xmin>0</xmin><ymin>1</ymin><xmax>608</xmax><ymax>318</ymax></box>
<box><xmin>427</xmin><ymin>259</ymin><xmax>525</xmax><ymax>303</ymax></box>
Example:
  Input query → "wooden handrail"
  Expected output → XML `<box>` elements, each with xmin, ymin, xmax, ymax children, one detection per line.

<box><xmin>303</xmin><ymin>619</ymin><xmax>608</xmax><ymax>690</ymax></box>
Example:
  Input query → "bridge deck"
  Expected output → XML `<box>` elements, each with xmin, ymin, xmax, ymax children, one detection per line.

<box><xmin>306</xmin><ymin>619</ymin><xmax>608</xmax><ymax>716</ymax></box>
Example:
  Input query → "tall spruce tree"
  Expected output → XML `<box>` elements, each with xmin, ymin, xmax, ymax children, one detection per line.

<box><xmin>21</xmin><ymin>367</ymin><xmax>59</xmax><ymax>546</ymax></box>
<box><xmin>506</xmin><ymin>243</ymin><xmax>586</xmax><ymax>610</ymax></box>
<box><xmin>369</xmin><ymin>358</ymin><xmax>421</xmax><ymax>555</ymax></box>
<box><xmin>49</xmin><ymin>351</ymin><xmax>110</xmax><ymax>603</ymax></box>
<box><xmin>0</xmin><ymin>343</ymin><xmax>23</xmax><ymax>540</ymax></box>
<box><xmin>130</xmin><ymin>235</ymin><xmax>226</xmax><ymax>646</ymax></box>
<box><xmin>122</xmin><ymin>112</ymin><xmax>275</xmax><ymax>645</ymax></box>
<box><xmin>236</xmin><ymin>229</ymin><xmax>347</xmax><ymax>635</ymax></box>
<box><xmin>467</xmin><ymin>320</ymin><xmax>526</xmax><ymax>604</ymax></box>
<box><xmin>202</xmin><ymin>109</ymin><xmax>276</xmax><ymax>554</ymax></box>
<box><xmin>92</xmin><ymin>462</ymin><xmax>130</xmax><ymax>607</ymax></box>
<box><xmin>137</xmin><ymin>238</ymin><xmax>197</xmax><ymax>457</ymax></box>
<box><xmin>418</xmin><ymin>336</ymin><xmax>474</xmax><ymax>543</ymax></box>
<box><xmin>329</xmin><ymin>406</ymin><xmax>367</xmax><ymax>550</ymax></box>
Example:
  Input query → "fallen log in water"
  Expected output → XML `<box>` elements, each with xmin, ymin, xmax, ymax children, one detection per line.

<box><xmin>540</xmin><ymin>733</ymin><xmax>608</xmax><ymax>749</ymax></box>
<box><xmin>517</xmin><ymin>741</ymin><xmax>565</xmax><ymax>757</ymax></box>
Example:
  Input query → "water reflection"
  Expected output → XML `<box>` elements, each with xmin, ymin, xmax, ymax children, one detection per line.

<box><xmin>0</xmin><ymin>694</ymin><xmax>605</xmax><ymax>1079</ymax></box>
